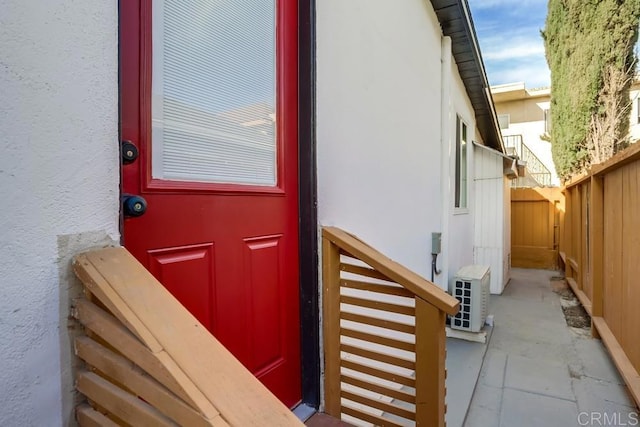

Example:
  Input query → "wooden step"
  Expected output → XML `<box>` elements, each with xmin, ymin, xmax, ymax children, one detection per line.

<box><xmin>304</xmin><ymin>413</ymin><xmax>355</xmax><ymax>427</ymax></box>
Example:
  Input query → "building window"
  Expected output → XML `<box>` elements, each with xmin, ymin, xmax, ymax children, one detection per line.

<box><xmin>544</xmin><ymin>109</ymin><xmax>551</xmax><ymax>134</ymax></box>
<box><xmin>498</xmin><ymin>114</ymin><xmax>510</xmax><ymax>130</ymax></box>
<box><xmin>455</xmin><ymin>116</ymin><xmax>468</xmax><ymax>209</ymax></box>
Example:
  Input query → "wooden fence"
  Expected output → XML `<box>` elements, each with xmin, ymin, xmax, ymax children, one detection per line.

<box><xmin>561</xmin><ymin>143</ymin><xmax>640</xmax><ymax>407</ymax></box>
<box><xmin>72</xmin><ymin>248</ymin><xmax>302</xmax><ymax>426</ymax></box>
<box><xmin>322</xmin><ymin>227</ymin><xmax>459</xmax><ymax>427</ymax></box>
<box><xmin>511</xmin><ymin>188</ymin><xmax>564</xmax><ymax>270</ymax></box>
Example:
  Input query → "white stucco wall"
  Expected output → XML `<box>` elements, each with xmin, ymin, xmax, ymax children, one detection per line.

<box><xmin>445</xmin><ymin>60</ymin><xmax>477</xmax><ymax>289</ymax></box>
<box><xmin>317</xmin><ymin>0</ymin><xmax>445</xmax><ymax>285</ymax></box>
<box><xmin>0</xmin><ymin>1</ymin><xmax>120</xmax><ymax>425</ymax></box>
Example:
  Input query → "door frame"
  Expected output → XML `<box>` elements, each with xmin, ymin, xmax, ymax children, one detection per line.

<box><xmin>117</xmin><ymin>0</ymin><xmax>320</xmax><ymax>410</ymax></box>
<box><xmin>297</xmin><ymin>0</ymin><xmax>319</xmax><ymax>410</ymax></box>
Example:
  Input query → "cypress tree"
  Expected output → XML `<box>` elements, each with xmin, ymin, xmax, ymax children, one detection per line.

<box><xmin>543</xmin><ymin>0</ymin><xmax>640</xmax><ymax>180</ymax></box>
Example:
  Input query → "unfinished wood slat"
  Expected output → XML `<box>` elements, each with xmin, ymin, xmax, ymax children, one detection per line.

<box><xmin>323</xmin><ymin>237</ymin><xmax>342</xmax><ymax>418</ymax></box>
<box><xmin>591</xmin><ymin>140</ymin><xmax>640</xmax><ymax>177</ymax></box>
<box><xmin>341</xmin><ymin>374</ymin><xmax>416</xmax><ymax>404</ymax></box>
<box><xmin>623</xmin><ymin>162</ymin><xmax>640</xmax><ymax>372</ymax></box>
<box><xmin>589</xmin><ymin>175</ymin><xmax>604</xmax><ymax>338</ymax></box>
<box><xmin>415</xmin><ymin>298</ymin><xmax>446</xmax><ymax>427</ymax></box>
<box><xmin>619</xmin><ymin>163</ymin><xmax>639</xmax><ymax>372</ymax></box>
<box><xmin>74</xmin><ymin>254</ymin><xmax>162</xmax><ymax>353</ymax></box>
<box><xmin>341</xmin><ymin>327</ymin><xmax>415</xmax><ymax>353</ymax></box>
<box><xmin>341</xmin><ymin>343</ymin><xmax>415</xmax><ymax>370</ymax></box>
<box><xmin>574</xmin><ymin>185</ymin><xmax>583</xmax><ymax>289</ymax></box>
<box><xmin>580</xmin><ymin>183</ymin><xmax>592</xmax><ymax>300</ymax></box>
<box><xmin>340</xmin><ymin>263</ymin><xmax>393</xmax><ymax>282</ymax></box>
<box><xmin>340</xmin><ymin>279</ymin><xmax>414</xmax><ymax>298</ymax></box>
<box><xmin>76</xmin><ymin>404</ymin><xmax>119</xmax><ymax>427</ymax></box>
<box><xmin>341</xmin><ymin>360</ymin><xmax>415</xmax><ymax>387</ymax></box>
<box><xmin>603</xmin><ymin>169</ymin><xmax>624</xmax><ymax>349</ymax></box>
<box><xmin>340</xmin><ymin>311</ymin><xmax>415</xmax><ymax>335</ymax></box>
<box><xmin>323</xmin><ymin>227</ymin><xmax>459</xmax><ymax>315</ymax></box>
<box><xmin>78</xmin><ymin>247</ymin><xmax>303</xmax><ymax>426</ymax></box>
<box><xmin>76</xmin><ymin>371</ymin><xmax>176</xmax><ymax>427</ymax></box>
<box><xmin>340</xmin><ymin>295</ymin><xmax>415</xmax><ymax>316</ymax></box>
<box><xmin>341</xmin><ymin>405</ymin><xmax>403</xmax><ymax>427</ymax></box>
<box><xmin>564</xmin><ymin>187</ymin><xmax>573</xmax><ymax>279</ymax></box>
<box><xmin>73</xmin><ymin>299</ymin><xmax>218</xmax><ymax>418</ymax></box>
<box><xmin>75</xmin><ymin>336</ymin><xmax>222</xmax><ymax>427</ymax></box>
<box><xmin>559</xmin><ymin>251</ymin><xmax>567</xmax><ymax>263</ymax></box>
<box><xmin>341</xmin><ymin>390</ymin><xmax>414</xmax><ymax>420</ymax></box>
<box><xmin>510</xmin><ymin>246</ymin><xmax>557</xmax><ymax>270</ymax></box>
<box><xmin>592</xmin><ymin>317</ymin><xmax>640</xmax><ymax>407</ymax></box>
<box><xmin>568</xmin><ymin>257</ymin><xmax>579</xmax><ymax>276</ymax></box>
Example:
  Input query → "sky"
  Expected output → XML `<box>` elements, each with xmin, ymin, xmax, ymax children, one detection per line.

<box><xmin>467</xmin><ymin>0</ymin><xmax>551</xmax><ymax>89</ymax></box>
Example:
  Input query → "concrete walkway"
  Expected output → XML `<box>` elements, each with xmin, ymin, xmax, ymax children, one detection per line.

<box><xmin>464</xmin><ymin>268</ymin><xmax>638</xmax><ymax>427</ymax></box>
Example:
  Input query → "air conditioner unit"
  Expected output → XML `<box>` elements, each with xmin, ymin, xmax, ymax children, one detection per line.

<box><xmin>449</xmin><ymin>265</ymin><xmax>490</xmax><ymax>333</ymax></box>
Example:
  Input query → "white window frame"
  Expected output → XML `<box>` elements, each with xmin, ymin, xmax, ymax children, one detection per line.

<box><xmin>454</xmin><ymin>116</ymin><xmax>469</xmax><ymax>212</ymax></box>
<box><xmin>498</xmin><ymin>114</ymin><xmax>510</xmax><ymax>130</ymax></box>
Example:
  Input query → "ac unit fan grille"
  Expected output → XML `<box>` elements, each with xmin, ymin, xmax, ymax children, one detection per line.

<box><xmin>453</xmin><ymin>280</ymin><xmax>472</xmax><ymax>329</ymax></box>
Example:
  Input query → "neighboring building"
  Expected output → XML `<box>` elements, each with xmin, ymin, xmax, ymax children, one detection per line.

<box><xmin>493</xmin><ymin>80</ymin><xmax>640</xmax><ymax>187</ymax></box>
<box><xmin>0</xmin><ymin>0</ymin><xmax>510</xmax><ymax>424</ymax></box>
<box><xmin>491</xmin><ymin>83</ymin><xmax>559</xmax><ymax>187</ymax></box>
<box><xmin>628</xmin><ymin>79</ymin><xmax>640</xmax><ymax>143</ymax></box>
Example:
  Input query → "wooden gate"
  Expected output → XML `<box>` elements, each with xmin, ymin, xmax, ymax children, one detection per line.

<box><xmin>511</xmin><ymin>188</ymin><xmax>564</xmax><ymax>269</ymax></box>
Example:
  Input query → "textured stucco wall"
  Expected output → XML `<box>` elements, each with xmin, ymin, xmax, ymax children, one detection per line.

<box><xmin>317</xmin><ymin>0</ymin><xmax>444</xmax><ymax>281</ymax></box>
<box><xmin>445</xmin><ymin>59</ymin><xmax>477</xmax><ymax>288</ymax></box>
<box><xmin>0</xmin><ymin>1</ymin><xmax>119</xmax><ymax>425</ymax></box>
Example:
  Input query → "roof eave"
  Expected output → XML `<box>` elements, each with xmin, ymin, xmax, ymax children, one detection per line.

<box><xmin>430</xmin><ymin>0</ymin><xmax>504</xmax><ymax>153</ymax></box>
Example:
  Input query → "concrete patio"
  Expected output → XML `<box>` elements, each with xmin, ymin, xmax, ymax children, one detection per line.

<box><xmin>449</xmin><ymin>268</ymin><xmax>638</xmax><ymax>427</ymax></box>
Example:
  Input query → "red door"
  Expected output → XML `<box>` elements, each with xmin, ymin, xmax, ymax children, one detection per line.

<box><xmin>120</xmin><ymin>0</ymin><xmax>301</xmax><ymax>407</ymax></box>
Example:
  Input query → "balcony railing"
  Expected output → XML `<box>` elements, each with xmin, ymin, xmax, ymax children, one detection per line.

<box><xmin>503</xmin><ymin>135</ymin><xmax>552</xmax><ymax>187</ymax></box>
<box><xmin>322</xmin><ymin>227</ymin><xmax>459</xmax><ymax>427</ymax></box>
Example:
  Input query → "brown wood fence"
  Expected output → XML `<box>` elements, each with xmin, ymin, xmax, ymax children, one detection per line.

<box><xmin>322</xmin><ymin>227</ymin><xmax>459</xmax><ymax>427</ymax></box>
<box><xmin>511</xmin><ymin>188</ymin><xmax>564</xmax><ymax>269</ymax></box>
<box><xmin>561</xmin><ymin>143</ymin><xmax>640</xmax><ymax>407</ymax></box>
<box><xmin>72</xmin><ymin>248</ymin><xmax>302</xmax><ymax>426</ymax></box>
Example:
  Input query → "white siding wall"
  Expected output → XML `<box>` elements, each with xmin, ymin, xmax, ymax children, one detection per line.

<box><xmin>317</xmin><ymin>0</ymin><xmax>445</xmax><ymax>285</ymax></box>
<box><xmin>0</xmin><ymin>1</ymin><xmax>120</xmax><ymax>425</ymax></box>
<box><xmin>473</xmin><ymin>146</ymin><xmax>510</xmax><ymax>294</ymax></box>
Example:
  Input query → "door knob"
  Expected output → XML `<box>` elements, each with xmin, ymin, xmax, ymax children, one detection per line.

<box><xmin>121</xmin><ymin>140</ymin><xmax>139</xmax><ymax>164</ymax></box>
<box><xmin>122</xmin><ymin>195</ymin><xmax>147</xmax><ymax>217</ymax></box>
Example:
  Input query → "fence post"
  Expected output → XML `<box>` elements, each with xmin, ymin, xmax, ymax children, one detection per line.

<box><xmin>575</xmin><ymin>185</ymin><xmax>583</xmax><ymax>288</ymax></box>
<box><xmin>415</xmin><ymin>298</ymin><xmax>446</xmax><ymax>427</ymax></box>
<box><xmin>564</xmin><ymin>188</ymin><xmax>573</xmax><ymax>279</ymax></box>
<box><xmin>322</xmin><ymin>237</ymin><xmax>341</xmax><ymax>417</ymax></box>
<box><xmin>589</xmin><ymin>175</ymin><xmax>604</xmax><ymax>338</ymax></box>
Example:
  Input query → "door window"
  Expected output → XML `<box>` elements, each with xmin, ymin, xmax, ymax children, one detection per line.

<box><xmin>151</xmin><ymin>0</ymin><xmax>277</xmax><ymax>186</ymax></box>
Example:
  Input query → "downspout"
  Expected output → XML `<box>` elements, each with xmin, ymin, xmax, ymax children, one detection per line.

<box><xmin>438</xmin><ymin>35</ymin><xmax>452</xmax><ymax>291</ymax></box>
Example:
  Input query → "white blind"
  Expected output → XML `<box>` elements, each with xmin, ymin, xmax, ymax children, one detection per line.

<box><xmin>152</xmin><ymin>0</ymin><xmax>277</xmax><ymax>186</ymax></box>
